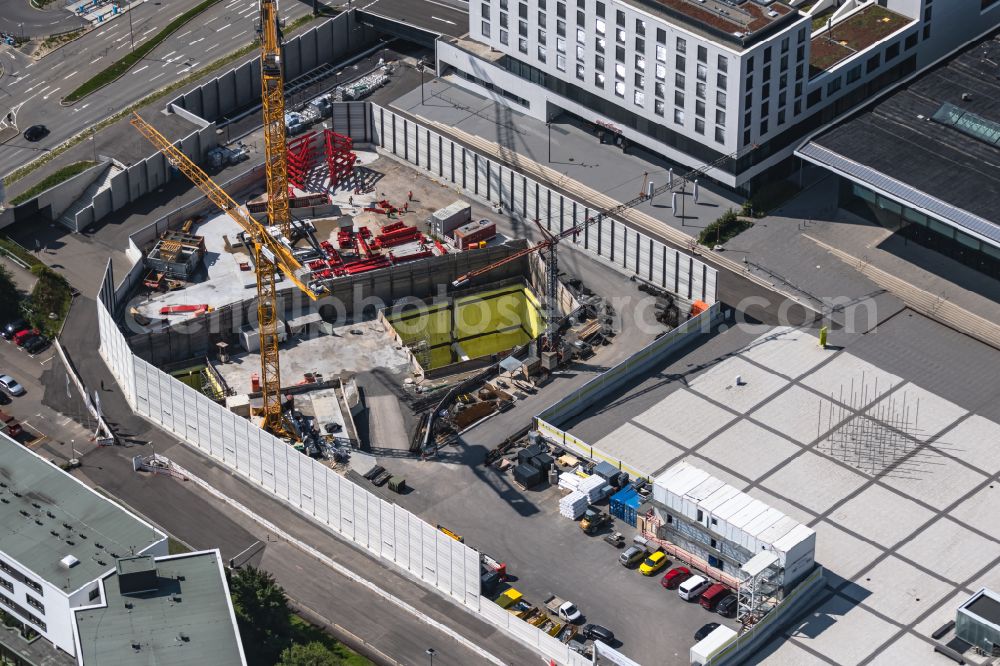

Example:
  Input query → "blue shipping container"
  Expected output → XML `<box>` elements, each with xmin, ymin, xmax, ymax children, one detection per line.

<box><xmin>610</xmin><ymin>486</ymin><xmax>641</xmax><ymax>527</ymax></box>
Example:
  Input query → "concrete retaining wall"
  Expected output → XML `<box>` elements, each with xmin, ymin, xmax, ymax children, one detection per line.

<box><xmin>371</xmin><ymin>104</ymin><xmax>719</xmax><ymax>306</ymax></box>
<box><xmin>166</xmin><ymin>12</ymin><xmax>378</xmax><ymax>122</ymax></box>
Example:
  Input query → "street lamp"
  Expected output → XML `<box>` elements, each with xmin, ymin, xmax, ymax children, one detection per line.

<box><xmin>127</xmin><ymin>1</ymin><xmax>135</xmax><ymax>53</ymax></box>
<box><xmin>425</xmin><ymin>648</ymin><xmax>436</xmax><ymax>665</ymax></box>
<box><xmin>547</xmin><ymin>121</ymin><xmax>551</xmax><ymax>162</ymax></box>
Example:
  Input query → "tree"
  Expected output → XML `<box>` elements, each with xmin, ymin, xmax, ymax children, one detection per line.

<box><xmin>0</xmin><ymin>266</ymin><xmax>21</xmax><ymax>323</ymax></box>
<box><xmin>28</xmin><ymin>265</ymin><xmax>71</xmax><ymax>333</ymax></box>
<box><xmin>277</xmin><ymin>641</ymin><xmax>344</xmax><ymax>666</ymax></box>
<box><xmin>230</xmin><ymin>567</ymin><xmax>292</xmax><ymax>666</ymax></box>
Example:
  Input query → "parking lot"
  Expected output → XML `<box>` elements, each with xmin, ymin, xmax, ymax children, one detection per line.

<box><xmin>0</xmin><ymin>319</ymin><xmax>99</xmax><ymax>465</ymax></box>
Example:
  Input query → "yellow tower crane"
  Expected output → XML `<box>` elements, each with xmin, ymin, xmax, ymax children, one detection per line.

<box><xmin>130</xmin><ymin>113</ymin><xmax>323</xmax><ymax>437</ymax></box>
<box><xmin>259</xmin><ymin>0</ymin><xmax>292</xmax><ymax>238</ymax></box>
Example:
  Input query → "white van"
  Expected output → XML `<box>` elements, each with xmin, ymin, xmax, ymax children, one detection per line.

<box><xmin>677</xmin><ymin>574</ymin><xmax>711</xmax><ymax>601</ymax></box>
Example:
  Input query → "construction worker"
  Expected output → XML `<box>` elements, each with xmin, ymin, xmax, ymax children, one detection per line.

<box><xmin>348</xmin><ymin>195</ymin><xmax>354</xmax><ymax>206</ymax></box>
<box><xmin>407</xmin><ymin>190</ymin><xmax>413</xmax><ymax>201</ymax></box>
<box><xmin>403</xmin><ymin>201</ymin><xmax>409</xmax><ymax>213</ymax></box>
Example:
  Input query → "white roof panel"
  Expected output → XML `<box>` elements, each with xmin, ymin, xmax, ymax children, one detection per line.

<box><xmin>773</xmin><ymin>524</ymin><xmax>816</xmax><ymax>554</ymax></box>
<box><xmin>741</xmin><ymin>550</ymin><xmax>779</xmax><ymax>577</ymax></box>
<box><xmin>728</xmin><ymin>499</ymin><xmax>770</xmax><ymax>530</ymax></box>
<box><xmin>755</xmin><ymin>515</ymin><xmax>799</xmax><ymax>547</ymax></box>
<box><xmin>701</xmin><ymin>485</ymin><xmax>741</xmax><ymax>512</ymax></box>
<box><xmin>714</xmin><ymin>492</ymin><xmax>755</xmax><ymax>521</ymax></box>
<box><xmin>686</xmin><ymin>478</ymin><xmax>726</xmax><ymax>503</ymax></box>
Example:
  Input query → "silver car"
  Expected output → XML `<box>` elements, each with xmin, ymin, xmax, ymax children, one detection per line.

<box><xmin>0</xmin><ymin>375</ymin><xmax>25</xmax><ymax>396</ymax></box>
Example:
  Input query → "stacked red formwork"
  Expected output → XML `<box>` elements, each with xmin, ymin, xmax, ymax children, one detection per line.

<box><xmin>325</xmin><ymin>130</ymin><xmax>357</xmax><ymax>190</ymax></box>
<box><xmin>286</xmin><ymin>131</ymin><xmax>318</xmax><ymax>191</ymax></box>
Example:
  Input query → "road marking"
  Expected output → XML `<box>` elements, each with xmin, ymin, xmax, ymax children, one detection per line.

<box><xmin>79</xmin><ymin>103</ymin><xmax>90</xmax><ymax>110</ymax></box>
<box><xmin>114</xmin><ymin>34</ymin><xmax>128</xmax><ymax>43</ymax></box>
<box><xmin>233</xmin><ymin>30</ymin><xmax>248</xmax><ymax>39</ymax></box>
<box><xmin>63</xmin><ymin>70</ymin><xmax>79</xmax><ymax>80</ymax></box>
<box><xmin>431</xmin><ymin>15</ymin><xmax>456</xmax><ymax>24</ymax></box>
<box><xmin>90</xmin><ymin>55</ymin><xmax>103</xmax><ymax>64</ymax></box>
<box><xmin>133</xmin><ymin>65</ymin><xmax>149</xmax><ymax>74</ymax></box>
<box><xmin>37</xmin><ymin>85</ymin><xmax>51</xmax><ymax>94</ymax></box>
<box><xmin>216</xmin><ymin>23</ymin><xmax>231</xmax><ymax>31</ymax></box>
<box><xmin>162</xmin><ymin>50</ymin><xmax>176</xmax><ymax>58</ymax></box>
<box><xmin>170</xmin><ymin>11</ymin><xmax>183</xmax><ymax>19</ymax></box>
<box><xmin>424</xmin><ymin>0</ymin><xmax>468</xmax><ymax>10</ymax></box>
<box><xmin>206</xmin><ymin>43</ymin><xmax>219</xmax><ymax>52</ymax></box>
<box><xmin>42</xmin><ymin>87</ymin><xmax>59</xmax><ymax>100</ymax></box>
<box><xmin>177</xmin><ymin>30</ymin><xmax>192</xmax><ymax>39</ymax></box>
<box><xmin>24</xmin><ymin>62</ymin><xmax>34</xmax><ymax>69</ymax></box>
<box><xmin>206</xmin><ymin>16</ymin><xmax>218</xmax><ymax>24</ymax></box>
<box><xmin>150</xmin><ymin>72</ymin><xmax>165</xmax><ymax>81</ymax></box>
<box><xmin>191</xmin><ymin>37</ymin><xmax>204</xmax><ymax>44</ymax></box>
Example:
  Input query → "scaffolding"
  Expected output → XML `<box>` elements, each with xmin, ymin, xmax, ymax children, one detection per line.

<box><xmin>737</xmin><ymin>551</ymin><xmax>781</xmax><ymax>630</ymax></box>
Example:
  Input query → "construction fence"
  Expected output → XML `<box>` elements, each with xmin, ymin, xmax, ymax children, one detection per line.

<box><xmin>96</xmin><ymin>260</ymin><xmax>594</xmax><ymax>665</ymax></box>
<box><xmin>534</xmin><ymin>302</ymin><xmax>723</xmax><ymax>479</ymax></box>
<box><xmin>370</xmin><ymin>104</ymin><xmax>718</xmax><ymax>307</ymax></box>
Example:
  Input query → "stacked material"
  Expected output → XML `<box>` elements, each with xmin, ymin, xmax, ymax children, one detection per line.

<box><xmin>579</xmin><ymin>475</ymin><xmax>606</xmax><ymax>503</ymax></box>
<box><xmin>558</xmin><ymin>472</ymin><xmax>583</xmax><ymax>492</ymax></box>
<box><xmin>559</xmin><ymin>491</ymin><xmax>588</xmax><ymax>519</ymax></box>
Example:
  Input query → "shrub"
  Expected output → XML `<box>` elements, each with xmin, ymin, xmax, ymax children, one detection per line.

<box><xmin>698</xmin><ymin>209</ymin><xmax>753</xmax><ymax>247</ymax></box>
<box><xmin>9</xmin><ymin>161</ymin><xmax>97</xmax><ymax>206</ymax></box>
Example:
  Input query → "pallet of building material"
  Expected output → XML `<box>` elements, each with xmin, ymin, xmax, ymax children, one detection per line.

<box><xmin>578</xmin><ymin>475</ymin><xmax>606</xmax><ymax>503</ymax></box>
<box><xmin>559</xmin><ymin>493</ymin><xmax>588</xmax><ymax>520</ymax></box>
<box><xmin>558</xmin><ymin>473</ymin><xmax>582</xmax><ymax>492</ymax></box>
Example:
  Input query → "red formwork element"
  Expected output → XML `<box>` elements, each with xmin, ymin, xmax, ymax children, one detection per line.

<box><xmin>389</xmin><ymin>249</ymin><xmax>433</xmax><ymax>264</ymax></box>
<box><xmin>324</xmin><ymin>130</ymin><xmax>357</xmax><ymax>190</ymax></box>
<box><xmin>286</xmin><ymin>131</ymin><xmax>318</xmax><ymax>191</ymax></box>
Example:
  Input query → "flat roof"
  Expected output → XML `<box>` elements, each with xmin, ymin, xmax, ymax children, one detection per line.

<box><xmin>808</xmin><ymin>4</ymin><xmax>911</xmax><ymax>75</ymax></box>
<box><xmin>625</xmin><ymin>0</ymin><xmax>798</xmax><ymax>48</ymax></box>
<box><xmin>0</xmin><ymin>436</ymin><xmax>164</xmax><ymax>593</ymax></box>
<box><xmin>799</xmin><ymin>30</ymin><xmax>1000</xmax><ymax>246</ymax></box>
<box><xmin>74</xmin><ymin>551</ymin><xmax>246</xmax><ymax>666</ymax></box>
<box><xmin>962</xmin><ymin>588</ymin><xmax>1000</xmax><ymax>628</ymax></box>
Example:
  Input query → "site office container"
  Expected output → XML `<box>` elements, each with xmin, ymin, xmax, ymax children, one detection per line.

<box><xmin>773</xmin><ymin>525</ymin><xmax>817</xmax><ymax>586</ymax></box>
<box><xmin>682</xmin><ymin>478</ymin><xmax>725</xmax><ymax>523</ymax></box>
<box><xmin>651</xmin><ymin>461</ymin><xmax>691</xmax><ymax>506</ymax></box>
<box><xmin>724</xmin><ymin>499</ymin><xmax>770</xmax><ymax>551</ymax></box>
<box><xmin>663</xmin><ymin>465</ymin><xmax>710</xmax><ymax>519</ymax></box>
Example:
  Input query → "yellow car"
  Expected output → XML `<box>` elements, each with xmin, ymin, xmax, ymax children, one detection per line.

<box><xmin>639</xmin><ymin>551</ymin><xmax>669</xmax><ymax>576</ymax></box>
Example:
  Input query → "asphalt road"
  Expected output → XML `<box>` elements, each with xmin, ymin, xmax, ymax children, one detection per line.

<box><xmin>0</xmin><ymin>0</ymin><xmax>86</xmax><ymax>39</ymax></box>
<box><xmin>0</xmin><ymin>0</ymin><xmax>311</xmax><ymax>178</ymax></box>
<box><xmin>358</xmin><ymin>0</ymin><xmax>469</xmax><ymax>37</ymax></box>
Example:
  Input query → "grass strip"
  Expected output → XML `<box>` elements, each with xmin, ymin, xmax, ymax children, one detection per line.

<box><xmin>64</xmin><ymin>0</ymin><xmax>224</xmax><ymax>103</ymax></box>
<box><xmin>0</xmin><ymin>238</ymin><xmax>43</xmax><ymax>269</ymax></box>
<box><xmin>9</xmin><ymin>161</ymin><xmax>97</xmax><ymax>206</ymax></box>
<box><xmin>4</xmin><ymin>12</ymin><xmax>323</xmax><ymax>189</ymax></box>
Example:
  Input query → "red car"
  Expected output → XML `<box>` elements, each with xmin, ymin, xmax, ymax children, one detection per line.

<box><xmin>13</xmin><ymin>329</ymin><xmax>39</xmax><ymax>346</ymax></box>
<box><xmin>661</xmin><ymin>566</ymin><xmax>692</xmax><ymax>589</ymax></box>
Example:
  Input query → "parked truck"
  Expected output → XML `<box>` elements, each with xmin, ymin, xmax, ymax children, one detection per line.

<box><xmin>579</xmin><ymin>506</ymin><xmax>611</xmax><ymax>535</ymax></box>
<box><xmin>543</xmin><ymin>594</ymin><xmax>583</xmax><ymax>623</ymax></box>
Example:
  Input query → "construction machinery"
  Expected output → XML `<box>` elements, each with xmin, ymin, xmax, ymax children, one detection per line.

<box><xmin>131</xmin><ymin>113</ymin><xmax>323</xmax><ymax>437</ymax></box>
<box><xmin>258</xmin><ymin>0</ymin><xmax>292</xmax><ymax>238</ymax></box>
<box><xmin>452</xmin><ymin>146</ymin><xmax>755</xmax><ymax>356</ymax></box>
<box><xmin>129</xmin><ymin>1</ymin><xmax>322</xmax><ymax>438</ymax></box>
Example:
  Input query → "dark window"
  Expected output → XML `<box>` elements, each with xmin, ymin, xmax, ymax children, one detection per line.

<box><xmin>905</xmin><ymin>33</ymin><xmax>918</xmax><ymax>50</ymax></box>
<box><xmin>89</xmin><ymin>587</ymin><xmax>100</xmax><ymax>601</ymax></box>
<box><xmin>518</xmin><ymin>3</ymin><xmax>527</xmax><ymax>18</ymax></box>
<box><xmin>761</xmin><ymin>101</ymin><xmax>769</xmax><ymax>117</ymax></box>
<box><xmin>867</xmin><ymin>53</ymin><xmax>880</xmax><ymax>73</ymax></box>
<box><xmin>656</xmin><ymin>28</ymin><xmax>665</xmax><ymax>44</ymax></box>
<box><xmin>697</xmin><ymin>45</ymin><xmax>707</xmax><ymax>63</ymax></box>
<box><xmin>886</xmin><ymin>41</ymin><xmax>900</xmax><ymax>61</ymax></box>
<box><xmin>616</xmin><ymin>8</ymin><xmax>624</xmax><ymax>26</ymax></box>
<box><xmin>743</xmin><ymin>128</ymin><xmax>752</xmax><ymax>145</ymax></box>
<box><xmin>793</xmin><ymin>99</ymin><xmax>801</xmax><ymax>115</ymax></box>
<box><xmin>923</xmin><ymin>24</ymin><xmax>931</xmax><ymax>40</ymax></box>
<box><xmin>557</xmin><ymin>1</ymin><xmax>565</xmax><ymax>18</ymax></box>
<box><xmin>596</xmin><ymin>1</ymin><xmax>604</xmax><ymax>17</ymax></box>
<box><xmin>777</xmin><ymin>109</ymin><xmax>785</xmax><ymax>125</ymax></box>
<box><xmin>807</xmin><ymin>87</ymin><xmax>822</xmax><ymax>108</ymax></box>
<box><xmin>710</xmin><ymin>538</ymin><xmax>717</xmax><ymax>549</ymax></box>
<box><xmin>846</xmin><ymin>64</ymin><xmax>862</xmax><ymax>84</ymax></box>
<box><xmin>827</xmin><ymin>77</ymin><xmax>841</xmax><ymax>95</ymax></box>
<box><xmin>696</xmin><ymin>509</ymin><xmax>704</xmax><ymax>522</ymax></box>
<box><xmin>780</xmin><ymin>37</ymin><xmax>789</xmax><ymax>53</ymax></box>
<box><xmin>797</xmin><ymin>27</ymin><xmax>806</xmax><ymax>43</ymax></box>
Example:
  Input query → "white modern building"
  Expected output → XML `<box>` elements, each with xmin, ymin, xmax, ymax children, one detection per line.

<box><xmin>437</xmin><ymin>0</ymin><xmax>1000</xmax><ymax>189</ymax></box>
<box><xmin>651</xmin><ymin>462</ymin><xmax>815</xmax><ymax>592</ymax></box>
<box><xmin>0</xmin><ymin>435</ymin><xmax>166</xmax><ymax>663</ymax></box>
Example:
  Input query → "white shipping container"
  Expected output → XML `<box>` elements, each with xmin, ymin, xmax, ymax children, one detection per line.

<box><xmin>683</xmin><ymin>478</ymin><xmax>724</xmax><ymax>523</ymax></box>
<box><xmin>652</xmin><ymin>462</ymin><xmax>692</xmax><ymax>506</ymax></box>
<box><xmin>756</xmin><ymin>516</ymin><xmax>798</xmax><ymax>550</ymax></box>
<box><xmin>690</xmin><ymin>625</ymin><xmax>737</xmax><ymax>664</ymax></box>
<box><xmin>740</xmin><ymin>507</ymin><xmax>785</xmax><ymax>553</ymax></box>
<box><xmin>726</xmin><ymin>499</ymin><xmax>769</xmax><ymax>549</ymax></box>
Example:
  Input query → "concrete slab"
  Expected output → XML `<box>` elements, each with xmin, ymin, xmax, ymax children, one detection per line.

<box><xmin>760</xmin><ymin>451</ymin><xmax>868</xmax><ymax>514</ymax></box>
<box><xmin>688</xmin><ymin>355</ymin><xmax>789</xmax><ymax>414</ymax></box>
<box><xmin>216</xmin><ymin>320</ymin><xmax>412</xmax><ymax>390</ymax></box>
<box><xmin>913</xmin><ymin>590</ymin><xmax>976</xmax><ymax>640</ymax></box>
<box><xmin>949</xmin><ymin>486</ymin><xmax>1000</xmax><ymax>537</ymax></box>
<box><xmin>633</xmin><ymin>388</ymin><xmax>737</xmax><ymax>448</ymax></box>
<box><xmin>866</xmin><ymin>632</ymin><xmax>943</xmax><ymax>666</ymax></box>
<box><xmin>812</xmin><ymin>520</ymin><xmax>884</xmax><ymax>581</ymax></box>
<box><xmin>697</xmin><ymin>420</ymin><xmax>801</xmax><ymax>481</ymax></box>
<box><xmin>897</xmin><ymin>517</ymin><xmax>1000</xmax><ymax>585</ymax></box>
<box><xmin>865</xmin><ymin>383</ymin><xmax>967</xmax><ymax>442</ymax></box>
<box><xmin>749</xmin><ymin>384</ymin><xmax>834</xmax><ymax>445</ymax></box>
<box><xmin>845</xmin><ymin>555</ymin><xmax>955</xmax><ymax>625</ymax></box>
<box><xmin>827</xmin><ymin>484</ymin><xmax>935</xmax><ymax>549</ymax></box>
<box><xmin>757</xmin><ymin>638</ymin><xmax>829</xmax><ymax>665</ymax></box>
<box><xmin>592</xmin><ymin>422</ymin><xmax>683</xmax><ymax>476</ymax></box>
<box><xmin>801</xmin><ymin>352</ymin><xmax>903</xmax><ymax>407</ymax></box>
<box><xmin>681</xmin><ymin>454</ymin><xmax>751</xmax><ymax>491</ymax></box>
<box><xmin>941</xmin><ymin>415</ymin><xmax>1000</xmax><ymax>475</ymax></box>
<box><xmin>740</xmin><ymin>326</ymin><xmax>832</xmax><ymax>381</ymax></box>
<box><xmin>881</xmin><ymin>448</ymin><xmax>989</xmax><ymax>511</ymax></box>
<box><xmin>785</xmin><ymin>593</ymin><xmax>899</xmax><ymax>665</ymax></box>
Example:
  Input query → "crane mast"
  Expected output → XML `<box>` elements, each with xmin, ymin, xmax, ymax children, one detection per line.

<box><xmin>259</xmin><ymin>0</ymin><xmax>292</xmax><ymax>239</ymax></box>
<box><xmin>130</xmin><ymin>113</ymin><xmax>321</xmax><ymax>437</ymax></box>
